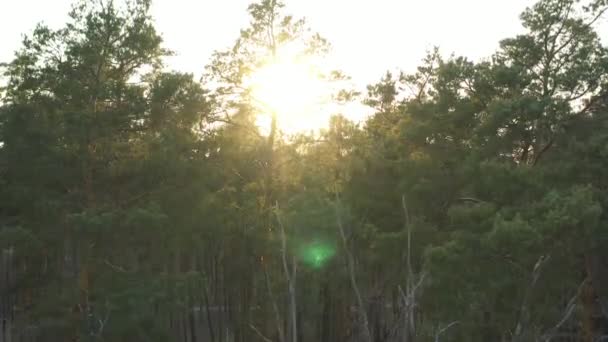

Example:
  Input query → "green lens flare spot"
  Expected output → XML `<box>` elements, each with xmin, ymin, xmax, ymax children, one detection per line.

<box><xmin>300</xmin><ymin>243</ymin><xmax>335</xmax><ymax>268</ymax></box>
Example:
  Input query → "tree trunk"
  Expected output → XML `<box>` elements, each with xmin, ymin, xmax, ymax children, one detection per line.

<box><xmin>277</xmin><ymin>205</ymin><xmax>297</xmax><ymax>342</ymax></box>
<box><xmin>334</xmin><ymin>194</ymin><xmax>372</xmax><ymax>342</ymax></box>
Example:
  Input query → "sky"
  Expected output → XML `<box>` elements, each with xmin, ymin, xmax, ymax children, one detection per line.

<box><xmin>1</xmin><ymin>0</ymin><xmax>607</xmax><ymax>130</ymax></box>
<box><xmin>0</xmin><ymin>0</ymin><xmax>558</xmax><ymax>87</ymax></box>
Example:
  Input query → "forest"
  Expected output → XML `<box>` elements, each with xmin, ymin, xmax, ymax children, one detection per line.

<box><xmin>1</xmin><ymin>0</ymin><xmax>608</xmax><ymax>341</ymax></box>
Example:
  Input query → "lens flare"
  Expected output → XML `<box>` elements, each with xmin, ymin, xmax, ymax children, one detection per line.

<box><xmin>300</xmin><ymin>242</ymin><xmax>335</xmax><ymax>268</ymax></box>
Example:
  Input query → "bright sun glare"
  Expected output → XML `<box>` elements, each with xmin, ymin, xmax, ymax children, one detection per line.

<box><xmin>246</xmin><ymin>49</ymin><xmax>330</xmax><ymax>135</ymax></box>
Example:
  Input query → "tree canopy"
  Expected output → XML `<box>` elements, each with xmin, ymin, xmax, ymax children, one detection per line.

<box><xmin>1</xmin><ymin>0</ymin><xmax>608</xmax><ymax>341</ymax></box>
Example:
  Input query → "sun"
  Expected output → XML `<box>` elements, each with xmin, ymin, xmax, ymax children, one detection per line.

<box><xmin>245</xmin><ymin>51</ymin><xmax>330</xmax><ymax>135</ymax></box>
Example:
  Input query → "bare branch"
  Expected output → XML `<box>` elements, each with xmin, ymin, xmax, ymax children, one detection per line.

<box><xmin>533</xmin><ymin>138</ymin><xmax>554</xmax><ymax>166</ymax></box>
<box><xmin>250</xmin><ymin>324</ymin><xmax>274</xmax><ymax>342</ymax></box>
<box><xmin>103</xmin><ymin>259</ymin><xmax>129</xmax><ymax>273</ymax></box>
<box><xmin>435</xmin><ymin>321</ymin><xmax>460</xmax><ymax>342</ymax></box>
<box><xmin>456</xmin><ymin>197</ymin><xmax>486</xmax><ymax>204</ymax></box>
<box><xmin>540</xmin><ymin>278</ymin><xmax>588</xmax><ymax>342</ymax></box>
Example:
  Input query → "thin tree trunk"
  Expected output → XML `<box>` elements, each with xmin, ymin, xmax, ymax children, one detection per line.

<box><xmin>288</xmin><ymin>256</ymin><xmax>297</xmax><ymax>342</ymax></box>
<box><xmin>202</xmin><ymin>276</ymin><xmax>216</xmax><ymax>342</ymax></box>
<box><xmin>334</xmin><ymin>194</ymin><xmax>372</xmax><ymax>342</ymax></box>
<box><xmin>276</xmin><ymin>204</ymin><xmax>297</xmax><ymax>342</ymax></box>
<box><xmin>402</xmin><ymin>195</ymin><xmax>414</xmax><ymax>342</ymax></box>
<box><xmin>319</xmin><ymin>281</ymin><xmax>331</xmax><ymax>342</ymax></box>
<box><xmin>263</xmin><ymin>261</ymin><xmax>285</xmax><ymax>342</ymax></box>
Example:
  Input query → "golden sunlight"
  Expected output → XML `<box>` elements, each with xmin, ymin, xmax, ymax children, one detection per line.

<box><xmin>245</xmin><ymin>49</ymin><xmax>331</xmax><ymax>135</ymax></box>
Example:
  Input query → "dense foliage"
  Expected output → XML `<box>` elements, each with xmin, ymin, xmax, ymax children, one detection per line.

<box><xmin>1</xmin><ymin>0</ymin><xmax>608</xmax><ymax>341</ymax></box>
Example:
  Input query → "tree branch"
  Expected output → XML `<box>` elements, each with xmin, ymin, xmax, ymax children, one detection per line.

<box><xmin>250</xmin><ymin>324</ymin><xmax>274</xmax><ymax>342</ymax></box>
<box><xmin>435</xmin><ymin>321</ymin><xmax>460</xmax><ymax>342</ymax></box>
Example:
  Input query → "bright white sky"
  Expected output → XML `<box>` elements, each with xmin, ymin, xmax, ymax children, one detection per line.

<box><xmin>1</xmin><ymin>0</ymin><xmax>607</xmax><ymax>130</ymax></box>
<box><xmin>0</xmin><ymin>0</ymin><xmax>559</xmax><ymax>86</ymax></box>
